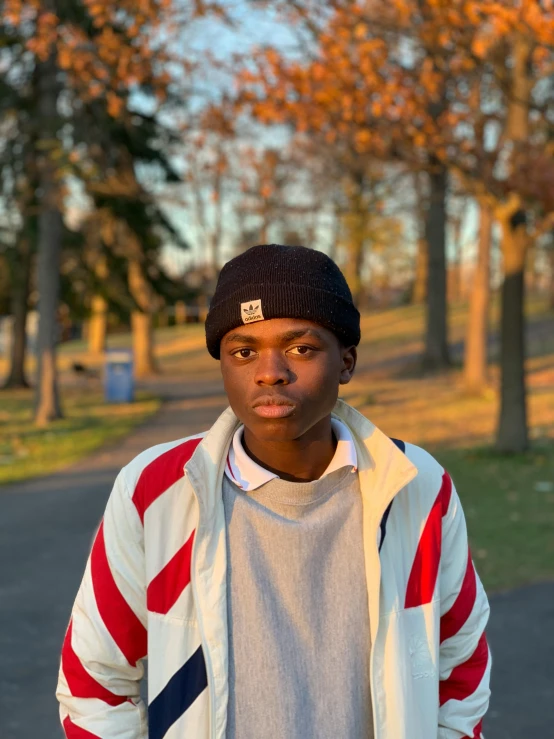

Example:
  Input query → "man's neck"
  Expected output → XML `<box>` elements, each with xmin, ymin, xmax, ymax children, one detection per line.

<box><xmin>242</xmin><ymin>416</ymin><xmax>337</xmax><ymax>483</ymax></box>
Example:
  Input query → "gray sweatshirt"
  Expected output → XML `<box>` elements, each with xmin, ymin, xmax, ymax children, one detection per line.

<box><xmin>222</xmin><ymin>465</ymin><xmax>373</xmax><ymax>739</ymax></box>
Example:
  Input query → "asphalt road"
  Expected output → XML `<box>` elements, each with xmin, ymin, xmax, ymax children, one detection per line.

<box><xmin>0</xmin><ymin>379</ymin><xmax>551</xmax><ymax>738</ymax></box>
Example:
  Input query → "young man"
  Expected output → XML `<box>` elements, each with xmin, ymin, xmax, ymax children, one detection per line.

<box><xmin>57</xmin><ymin>244</ymin><xmax>491</xmax><ymax>739</ymax></box>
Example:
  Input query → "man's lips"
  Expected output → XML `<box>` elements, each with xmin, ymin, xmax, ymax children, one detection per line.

<box><xmin>252</xmin><ymin>398</ymin><xmax>296</xmax><ymax>419</ymax></box>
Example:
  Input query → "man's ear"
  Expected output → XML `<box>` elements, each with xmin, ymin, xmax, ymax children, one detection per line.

<box><xmin>339</xmin><ymin>346</ymin><xmax>357</xmax><ymax>385</ymax></box>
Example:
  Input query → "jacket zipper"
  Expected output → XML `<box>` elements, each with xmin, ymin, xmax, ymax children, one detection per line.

<box><xmin>366</xmin><ymin>477</ymin><xmax>414</xmax><ymax>739</ymax></box>
<box><xmin>189</xmin><ymin>475</ymin><xmax>218</xmax><ymax>739</ymax></box>
<box><xmin>368</xmin><ymin>517</ymin><xmax>382</xmax><ymax>739</ymax></box>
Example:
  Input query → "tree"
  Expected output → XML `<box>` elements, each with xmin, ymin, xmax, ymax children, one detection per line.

<box><xmin>87</xmin><ymin>257</ymin><xmax>109</xmax><ymax>356</ymax></box>
<box><xmin>34</xmin><ymin>46</ymin><xmax>64</xmax><ymax>425</ymax></box>
<box><xmin>249</xmin><ymin>0</ymin><xmax>554</xmax><ymax>446</ymax></box>
<box><xmin>413</xmin><ymin>9</ymin><xmax>553</xmax><ymax>450</ymax></box>
<box><xmin>548</xmin><ymin>237</ymin><xmax>554</xmax><ymax>311</ymax></box>
<box><xmin>86</xmin><ymin>121</ymin><xmax>187</xmax><ymax>374</ymax></box>
<box><xmin>4</xmin><ymin>223</ymin><xmax>35</xmax><ymax>389</ymax></box>
<box><xmin>0</xmin><ymin>21</ymin><xmax>38</xmax><ymax>389</ymax></box>
<box><xmin>495</xmin><ymin>200</ymin><xmax>530</xmax><ymax>450</ymax></box>
<box><xmin>0</xmin><ymin>162</ymin><xmax>36</xmax><ymax>390</ymax></box>
<box><xmin>236</xmin><ymin>3</ymin><xmax>457</xmax><ymax>368</ymax></box>
<box><xmin>411</xmin><ymin>172</ymin><xmax>428</xmax><ymax>304</ymax></box>
<box><xmin>177</xmin><ymin>105</ymin><xmax>238</xmax><ymax>274</ymax></box>
<box><xmin>448</xmin><ymin>195</ymin><xmax>469</xmax><ymax>304</ymax></box>
<box><xmin>422</xmin><ymin>159</ymin><xmax>450</xmax><ymax>370</ymax></box>
<box><xmin>464</xmin><ymin>202</ymin><xmax>492</xmax><ymax>394</ymax></box>
<box><xmin>336</xmin><ymin>164</ymin><xmax>406</xmax><ymax>306</ymax></box>
<box><xmin>3</xmin><ymin>0</ymin><xmax>198</xmax><ymax>418</ymax></box>
<box><xmin>491</xmin><ymin>34</ymin><xmax>535</xmax><ymax>452</ymax></box>
<box><xmin>231</xmin><ymin>140</ymin><xmax>324</xmax><ymax>250</ymax></box>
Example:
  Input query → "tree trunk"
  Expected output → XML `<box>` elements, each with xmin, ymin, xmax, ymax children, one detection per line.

<box><xmin>259</xmin><ymin>219</ymin><xmax>269</xmax><ymax>244</ymax></box>
<box><xmin>549</xmin><ymin>249</ymin><xmax>554</xmax><ymax>310</ymax></box>
<box><xmin>198</xmin><ymin>293</ymin><xmax>209</xmax><ymax>322</ymax></box>
<box><xmin>524</xmin><ymin>245</ymin><xmax>539</xmax><ymax>294</ymax></box>
<box><xmin>175</xmin><ymin>300</ymin><xmax>186</xmax><ymax>325</ymax></box>
<box><xmin>158</xmin><ymin>308</ymin><xmax>169</xmax><ymax>328</ymax></box>
<box><xmin>422</xmin><ymin>163</ymin><xmax>450</xmax><ymax>371</ymax></box>
<box><xmin>342</xmin><ymin>178</ymin><xmax>367</xmax><ymax>307</ymax></box>
<box><xmin>88</xmin><ymin>256</ymin><xmax>109</xmax><ymax>355</ymax></box>
<box><xmin>449</xmin><ymin>213</ymin><xmax>463</xmax><ymax>304</ymax></box>
<box><xmin>495</xmin><ymin>212</ymin><xmax>529</xmax><ymax>453</ymax></box>
<box><xmin>328</xmin><ymin>202</ymin><xmax>341</xmax><ymax>263</ymax></box>
<box><xmin>35</xmin><ymin>207</ymin><xmax>64</xmax><ymax>424</ymax></box>
<box><xmin>412</xmin><ymin>171</ymin><xmax>427</xmax><ymax>304</ymax></box>
<box><xmin>209</xmin><ymin>232</ymin><xmax>218</xmax><ymax>275</ymax></box>
<box><xmin>412</xmin><ymin>237</ymin><xmax>427</xmax><ymax>304</ymax></box>
<box><xmin>129</xmin><ymin>259</ymin><xmax>158</xmax><ymax>378</ymax></box>
<box><xmin>131</xmin><ymin>310</ymin><xmax>156</xmax><ymax>377</ymax></box>
<box><xmin>464</xmin><ymin>204</ymin><xmax>492</xmax><ymax>394</ymax></box>
<box><xmin>88</xmin><ymin>295</ymin><xmax>108</xmax><ymax>356</ymax></box>
<box><xmin>344</xmin><ymin>223</ymin><xmax>365</xmax><ymax>307</ymax></box>
<box><xmin>4</xmin><ymin>235</ymin><xmax>32</xmax><ymax>389</ymax></box>
<box><xmin>495</xmin><ymin>36</ymin><xmax>532</xmax><ymax>452</ymax></box>
<box><xmin>34</xmin><ymin>53</ymin><xmax>63</xmax><ymax>426</ymax></box>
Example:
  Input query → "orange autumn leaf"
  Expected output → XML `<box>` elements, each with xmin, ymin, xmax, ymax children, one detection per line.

<box><xmin>106</xmin><ymin>91</ymin><xmax>124</xmax><ymax>118</ymax></box>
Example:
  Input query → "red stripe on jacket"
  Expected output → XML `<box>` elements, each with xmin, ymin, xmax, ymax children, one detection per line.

<box><xmin>63</xmin><ymin>715</ymin><xmax>102</xmax><ymax>738</ymax></box>
<box><xmin>440</xmin><ymin>547</ymin><xmax>477</xmax><ymax>644</ymax></box>
<box><xmin>439</xmin><ymin>632</ymin><xmax>489</xmax><ymax>706</ymax></box>
<box><xmin>90</xmin><ymin>522</ymin><xmax>147</xmax><ymax>666</ymax></box>
<box><xmin>405</xmin><ymin>471</ymin><xmax>452</xmax><ymax>608</ymax></box>
<box><xmin>147</xmin><ymin>529</ymin><xmax>196</xmax><ymax>614</ymax></box>
<box><xmin>61</xmin><ymin>620</ymin><xmax>126</xmax><ymax>706</ymax></box>
<box><xmin>132</xmin><ymin>437</ymin><xmax>202</xmax><ymax>523</ymax></box>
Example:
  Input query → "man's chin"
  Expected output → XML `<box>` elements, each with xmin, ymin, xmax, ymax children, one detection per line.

<box><xmin>244</xmin><ymin>417</ymin><xmax>305</xmax><ymax>443</ymax></box>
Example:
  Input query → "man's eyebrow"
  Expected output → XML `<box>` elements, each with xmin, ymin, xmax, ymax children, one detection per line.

<box><xmin>223</xmin><ymin>328</ymin><xmax>325</xmax><ymax>345</ymax></box>
<box><xmin>223</xmin><ymin>332</ymin><xmax>258</xmax><ymax>344</ymax></box>
<box><xmin>278</xmin><ymin>328</ymin><xmax>324</xmax><ymax>343</ymax></box>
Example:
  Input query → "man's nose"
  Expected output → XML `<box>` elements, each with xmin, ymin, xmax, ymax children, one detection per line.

<box><xmin>254</xmin><ymin>351</ymin><xmax>291</xmax><ymax>386</ymax></box>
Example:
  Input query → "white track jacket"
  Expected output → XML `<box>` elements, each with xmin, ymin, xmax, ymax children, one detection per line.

<box><xmin>56</xmin><ymin>399</ymin><xmax>491</xmax><ymax>739</ymax></box>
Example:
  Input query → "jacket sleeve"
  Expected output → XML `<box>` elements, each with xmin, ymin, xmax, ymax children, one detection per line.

<box><xmin>56</xmin><ymin>469</ymin><xmax>148</xmax><ymax>739</ymax></box>
<box><xmin>438</xmin><ymin>476</ymin><xmax>492</xmax><ymax>739</ymax></box>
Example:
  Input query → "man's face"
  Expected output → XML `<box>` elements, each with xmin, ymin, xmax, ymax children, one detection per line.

<box><xmin>220</xmin><ymin>318</ymin><xmax>357</xmax><ymax>442</ymax></box>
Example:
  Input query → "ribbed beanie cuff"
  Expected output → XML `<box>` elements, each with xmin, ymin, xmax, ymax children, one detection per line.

<box><xmin>205</xmin><ymin>244</ymin><xmax>361</xmax><ymax>359</ymax></box>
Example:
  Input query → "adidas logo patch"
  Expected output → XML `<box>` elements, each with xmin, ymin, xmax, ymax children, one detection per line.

<box><xmin>241</xmin><ymin>300</ymin><xmax>264</xmax><ymax>324</ymax></box>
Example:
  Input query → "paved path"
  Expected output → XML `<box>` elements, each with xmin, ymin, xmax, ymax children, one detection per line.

<box><xmin>0</xmin><ymin>374</ymin><xmax>552</xmax><ymax>739</ymax></box>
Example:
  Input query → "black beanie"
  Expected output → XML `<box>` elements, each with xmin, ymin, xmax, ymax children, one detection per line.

<box><xmin>205</xmin><ymin>244</ymin><xmax>360</xmax><ymax>359</ymax></box>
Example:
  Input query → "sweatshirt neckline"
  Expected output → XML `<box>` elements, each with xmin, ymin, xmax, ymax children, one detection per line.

<box><xmin>238</xmin><ymin>465</ymin><xmax>356</xmax><ymax>507</ymax></box>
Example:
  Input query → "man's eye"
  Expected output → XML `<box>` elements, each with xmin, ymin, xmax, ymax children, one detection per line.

<box><xmin>233</xmin><ymin>348</ymin><xmax>255</xmax><ymax>359</ymax></box>
<box><xmin>288</xmin><ymin>345</ymin><xmax>313</xmax><ymax>356</ymax></box>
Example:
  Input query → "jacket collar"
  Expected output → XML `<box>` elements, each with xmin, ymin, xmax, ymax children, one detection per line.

<box><xmin>185</xmin><ymin>399</ymin><xmax>418</xmax><ymax>521</ymax></box>
<box><xmin>331</xmin><ymin>398</ymin><xmax>418</xmax><ymax>520</ymax></box>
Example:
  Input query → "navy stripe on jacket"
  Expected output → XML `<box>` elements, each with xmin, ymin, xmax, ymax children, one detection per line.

<box><xmin>148</xmin><ymin>645</ymin><xmax>208</xmax><ymax>739</ymax></box>
<box><xmin>379</xmin><ymin>438</ymin><xmax>406</xmax><ymax>552</ymax></box>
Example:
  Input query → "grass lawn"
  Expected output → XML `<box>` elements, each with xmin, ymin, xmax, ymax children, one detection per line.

<box><xmin>0</xmin><ymin>387</ymin><xmax>160</xmax><ymax>486</ymax></box>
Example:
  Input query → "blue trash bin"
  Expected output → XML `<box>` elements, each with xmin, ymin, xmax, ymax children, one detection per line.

<box><xmin>104</xmin><ymin>350</ymin><xmax>134</xmax><ymax>403</ymax></box>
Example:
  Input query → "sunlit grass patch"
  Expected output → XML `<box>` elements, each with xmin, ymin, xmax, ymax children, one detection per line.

<box><xmin>0</xmin><ymin>388</ymin><xmax>160</xmax><ymax>485</ymax></box>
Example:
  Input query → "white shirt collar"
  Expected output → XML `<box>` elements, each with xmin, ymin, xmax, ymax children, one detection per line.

<box><xmin>225</xmin><ymin>418</ymin><xmax>358</xmax><ymax>492</ymax></box>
